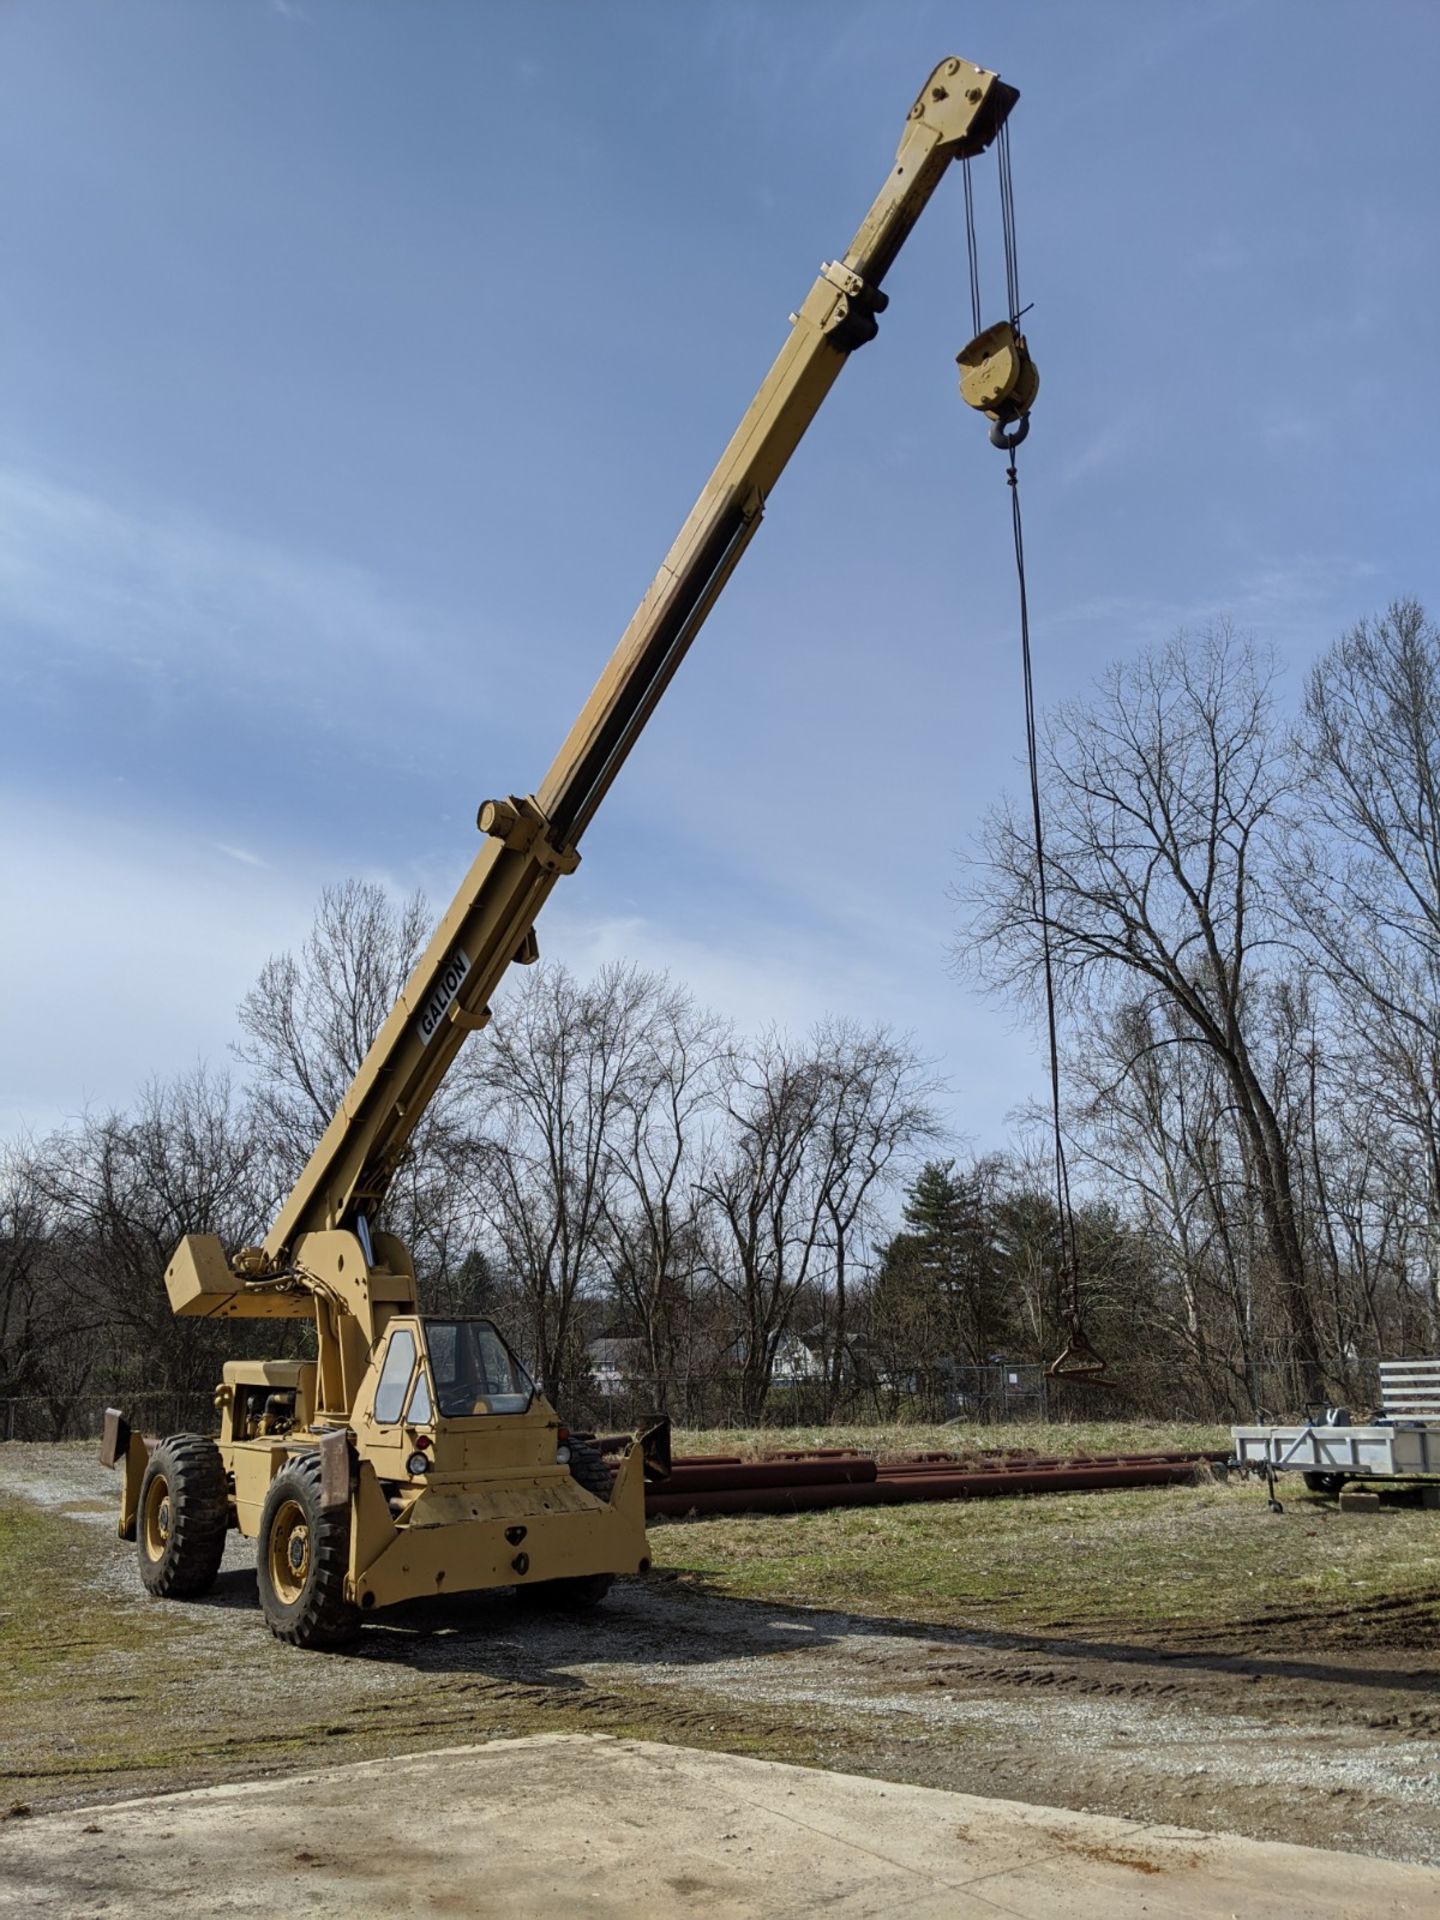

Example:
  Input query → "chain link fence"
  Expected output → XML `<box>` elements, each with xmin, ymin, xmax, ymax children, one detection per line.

<box><xmin>0</xmin><ymin>1357</ymin><xmax>1403</xmax><ymax>1443</ymax></box>
<box><xmin>0</xmin><ymin>1392</ymin><xmax>218</xmax><ymax>1444</ymax></box>
<box><xmin>564</xmin><ymin>1362</ymin><xmax>1052</xmax><ymax>1433</ymax></box>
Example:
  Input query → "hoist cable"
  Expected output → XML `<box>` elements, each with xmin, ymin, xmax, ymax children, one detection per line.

<box><xmin>964</xmin><ymin>125</ymin><xmax>1099</xmax><ymax>1372</ymax></box>
<box><xmin>997</xmin><ymin>123</ymin><xmax>1022</xmax><ymax>328</ymax></box>
<box><xmin>1006</xmin><ymin>453</ymin><xmax>1078</xmax><ymax>1301</ymax></box>
<box><xmin>961</xmin><ymin>158</ymin><xmax>983</xmax><ymax>339</ymax></box>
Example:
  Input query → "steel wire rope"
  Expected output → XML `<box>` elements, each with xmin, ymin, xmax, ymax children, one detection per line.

<box><xmin>965</xmin><ymin>130</ymin><xmax>1090</xmax><ymax>1357</ymax></box>
<box><xmin>961</xmin><ymin>157</ymin><xmax>983</xmax><ymax>338</ymax></box>
<box><xmin>1005</xmin><ymin>451</ymin><xmax>1080</xmax><ymax>1315</ymax></box>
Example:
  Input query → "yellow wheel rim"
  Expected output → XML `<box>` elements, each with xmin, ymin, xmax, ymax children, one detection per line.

<box><xmin>142</xmin><ymin>1474</ymin><xmax>172</xmax><ymax>1562</ymax></box>
<box><xmin>267</xmin><ymin>1498</ymin><xmax>311</xmax><ymax>1605</ymax></box>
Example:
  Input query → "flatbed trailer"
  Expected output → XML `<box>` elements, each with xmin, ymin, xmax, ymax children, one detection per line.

<box><xmin>1232</xmin><ymin>1360</ymin><xmax>1440</xmax><ymax>1494</ymax></box>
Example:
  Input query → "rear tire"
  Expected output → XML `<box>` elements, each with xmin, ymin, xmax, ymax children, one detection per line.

<box><xmin>1302</xmin><ymin>1471</ymin><xmax>1347</xmax><ymax>1496</ymax></box>
<box><xmin>137</xmin><ymin>1434</ymin><xmax>229</xmax><ymax>1599</ymax></box>
<box><xmin>256</xmin><ymin>1454</ymin><xmax>360</xmax><ymax>1651</ymax></box>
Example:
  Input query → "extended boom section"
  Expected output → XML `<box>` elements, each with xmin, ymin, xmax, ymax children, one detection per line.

<box><xmin>263</xmin><ymin>57</ymin><xmax>1017</xmax><ymax>1263</ymax></box>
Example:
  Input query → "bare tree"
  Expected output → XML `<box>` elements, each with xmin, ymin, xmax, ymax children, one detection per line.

<box><xmin>958</xmin><ymin>626</ymin><xmax>1324</xmax><ymax>1399</ymax></box>
<box><xmin>0</xmin><ymin>1140</ymin><xmax>56</xmax><ymax>1408</ymax></box>
<box><xmin>38</xmin><ymin>1067</ymin><xmax>272</xmax><ymax>1409</ymax></box>
<box><xmin>1291</xmin><ymin>598</ymin><xmax>1440</xmax><ymax>1336</ymax></box>
<box><xmin>234</xmin><ymin>878</ymin><xmax>432</xmax><ymax>1178</ymax></box>
<box><xmin>698</xmin><ymin>1023</ymin><xmax>937</xmax><ymax>1419</ymax></box>
<box><xmin>700</xmin><ymin>1033</ymin><xmax>829</xmax><ymax>1419</ymax></box>
<box><xmin>598</xmin><ymin>983</ymin><xmax>731</xmax><ymax>1413</ymax></box>
<box><xmin>460</xmin><ymin>962</ymin><xmax>662</xmax><ymax>1408</ymax></box>
<box><xmin>806</xmin><ymin>1020</ymin><xmax>942</xmax><ymax>1414</ymax></box>
<box><xmin>230</xmin><ymin>878</ymin><xmax>478</xmax><ymax>1277</ymax></box>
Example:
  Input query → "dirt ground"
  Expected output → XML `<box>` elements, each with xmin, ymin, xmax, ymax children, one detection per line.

<box><xmin>3</xmin><ymin>1442</ymin><xmax>1439</xmax><ymax>1869</ymax></box>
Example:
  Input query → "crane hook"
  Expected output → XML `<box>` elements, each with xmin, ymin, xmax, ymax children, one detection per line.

<box><xmin>989</xmin><ymin>414</ymin><xmax>1030</xmax><ymax>453</ymax></box>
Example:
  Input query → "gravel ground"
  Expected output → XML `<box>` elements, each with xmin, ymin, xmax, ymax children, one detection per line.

<box><xmin>3</xmin><ymin>1443</ymin><xmax>1439</xmax><ymax>1866</ymax></box>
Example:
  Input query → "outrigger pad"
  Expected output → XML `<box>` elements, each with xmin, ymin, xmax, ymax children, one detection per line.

<box><xmin>638</xmin><ymin>1416</ymin><xmax>673</xmax><ymax>1486</ymax></box>
<box><xmin>318</xmin><ymin>1429</ymin><xmax>353</xmax><ymax>1511</ymax></box>
<box><xmin>99</xmin><ymin>1407</ymin><xmax>131</xmax><ymax>1470</ymax></box>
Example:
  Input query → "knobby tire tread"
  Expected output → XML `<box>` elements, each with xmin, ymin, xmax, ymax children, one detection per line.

<box><xmin>137</xmin><ymin>1433</ymin><xmax>229</xmax><ymax>1600</ymax></box>
<box><xmin>257</xmin><ymin>1453</ymin><xmax>360</xmax><ymax>1651</ymax></box>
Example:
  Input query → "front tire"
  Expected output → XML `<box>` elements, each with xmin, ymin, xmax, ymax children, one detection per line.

<box><xmin>256</xmin><ymin>1454</ymin><xmax>360</xmax><ymax>1650</ymax></box>
<box><xmin>137</xmin><ymin>1434</ymin><xmax>229</xmax><ymax>1598</ymax></box>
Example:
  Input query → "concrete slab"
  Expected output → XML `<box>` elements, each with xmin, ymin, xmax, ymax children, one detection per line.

<box><xmin>0</xmin><ymin>1734</ymin><xmax>1434</xmax><ymax>1919</ymax></box>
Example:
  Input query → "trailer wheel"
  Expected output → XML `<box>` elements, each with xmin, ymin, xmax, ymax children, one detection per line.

<box><xmin>137</xmin><ymin>1434</ymin><xmax>229</xmax><ymax>1599</ymax></box>
<box><xmin>256</xmin><ymin>1454</ymin><xmax>360</xmax><ymax>1651</ymax></box>
<box><xmin>1302</xmin><ymin>1471</ymin><xmax>1347</xmax><ymax>1496</ymax></box>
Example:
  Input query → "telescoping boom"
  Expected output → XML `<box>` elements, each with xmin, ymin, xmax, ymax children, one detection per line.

<box><xmin>117</xmin><ymin>57</ymin><xmax>1036</xmax><ymax>1650</ymax></box>
<box><xmin>263</xmin><ymin>55</ymin><xmax>1024</xmax><ymax>1268</ymax></box>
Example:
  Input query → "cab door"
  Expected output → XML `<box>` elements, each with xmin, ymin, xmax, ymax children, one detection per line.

<box><xmin>359</xmin><ymin>1321</ymin><xmax>423</xmax><ymax>1477</ymax></box>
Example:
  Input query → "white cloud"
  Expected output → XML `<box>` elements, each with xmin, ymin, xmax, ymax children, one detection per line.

<box><xmin>0</xmin><ymin>461</ymin><xmax>510</xmax><ymax>757</ymax></box>
<box><xmin>0</xmin><ymin>783</ymin><xmax>1032</xmax><ymax>1157</ymax></box>
<box><xmin>1058</xmin><ymin>414</ymin><xmax>1141</xmax><ymax>489</ymax></box>
<box><xmin>1047</xmin><ymin>550</ymin><xmax>1381</xmax><ymax>658</ymax></box>
<box><xmin>0</xmin><ymin>797</ymin><xmax>319</xmax><ymax>1137</ymax></box>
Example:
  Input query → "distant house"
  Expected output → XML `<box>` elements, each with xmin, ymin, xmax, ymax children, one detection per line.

<box><xmin>769</xmin><ymin>1331</ymin><xmax>827</xmax><ymax>1389</ymax></box>
<box><xmin>587</xmin><ymin>1337</ymin><xmax>647</xmax><ymax>1394</ymax></box>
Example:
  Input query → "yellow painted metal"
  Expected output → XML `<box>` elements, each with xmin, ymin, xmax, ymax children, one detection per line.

<box><xmin>956</xmin><ymin>319</ymin><xmax>1040</xmax><ymax>425</ymax></box>
<box><xmin>117</xmin><ymin>1433</ymin><xmax>149</xmax><ymax>1543</ymax></box>
<box><xmin>117</xmin><ymin>55</ymin><xmax>1021</xmax><ymax>1633</ymax></box>
<box><xmin>266</xmin><ymin>1497</ymin><xmax>312</xmax><ymax>1605</ymax></box>
<box><xmin>140</xmin><ymin>1467</ymin><xmax>170</xmax><ymax>1564</ymax></box>
<box><xmin>348</xmin><ymin>1444</ymin><xmax>650</xmax><ymax>1612</ymax></box>
<box><xmin>230</xmin><ymin>1440</ymin><xmax>294</xmax><ymax>1536</ymax></box>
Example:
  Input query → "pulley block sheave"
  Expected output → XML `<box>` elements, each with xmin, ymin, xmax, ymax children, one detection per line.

<box><xmin>957</xmin><ymin>320</ymin><xmax>1039</xmax><ymax>444</ymax></box>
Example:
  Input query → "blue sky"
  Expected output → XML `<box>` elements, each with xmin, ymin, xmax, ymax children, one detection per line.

<box><xmin>2</xmin><ymin>0</ymin><xmax>1437</xmax><ymax>1151</ymax></box>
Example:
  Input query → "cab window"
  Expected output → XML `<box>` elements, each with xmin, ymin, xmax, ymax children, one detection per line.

<box><xmin>407</xmin><ymin>1366</ymin><xmax>432</xmax><ymax>1425</ymax></box>
<box><xmin>425</xmin><ymin>1320</ymin><xmax>534</xmax><ymax>1417</ymax></box>
<box><xmin>373</xmin><ymin>1329</ymin><xmax>416</xmax><ymax>1425</ymax></box>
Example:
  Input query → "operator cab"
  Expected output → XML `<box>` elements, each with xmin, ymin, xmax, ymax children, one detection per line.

<box><xmin>369</xmin><ymin>1316</ymin><xmax>536</xmax><ymax>1430</ymax></box>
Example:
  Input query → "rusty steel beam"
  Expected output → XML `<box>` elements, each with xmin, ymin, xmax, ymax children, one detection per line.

<box><xmin>659</xmin><ymin>1457</ymin><xmax>878</xmax><ymax>1495</ymax></box>
<box><xmin>644</xmin><ymin>1454</ymin><xmax>1208</xmax><ymax>1519</ymax></box>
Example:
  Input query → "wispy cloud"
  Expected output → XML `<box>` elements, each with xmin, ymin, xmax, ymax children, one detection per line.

<box><xmin>0</xmin><ymin>461</ymin><xmax>512</xmax><ymax>758</ymax></box>
<box><xmin>1058</xmin><ymin>414</ymin><xmax>1140</xmax><ymax>489</ymax></box>
<box><xmin>1047</xmin><ymin>550</ymin><xmax>1382</xmax><ymax>660</ymax></box>
<box><xmin>214</xmin><ymin>842</ymin><xmax>268</xmax><ymax>868</ymax></box>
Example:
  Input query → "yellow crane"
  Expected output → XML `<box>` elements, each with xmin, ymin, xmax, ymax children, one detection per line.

<box><xmin>104</xmin><ymin>55</ymin><xmax>1037</xmax><ymax>1648</ymax></box>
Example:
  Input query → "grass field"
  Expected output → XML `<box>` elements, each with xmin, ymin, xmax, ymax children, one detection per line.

<box><xmin>654</xmin><ymin>1423</ymin><xmax>1440</xmax><ymax>1640</ymax></box>
<box><xmin>672</xmin><ymin>1419</ymin><xmax>1232</xmax><ymax>1461</ymax></box>
<box><xmin>4</xmin><ymin>1432</ymin><xmax>1440</xmax><ymax>1859</ymax></box>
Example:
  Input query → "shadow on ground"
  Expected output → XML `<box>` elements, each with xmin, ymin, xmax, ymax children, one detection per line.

<box><xmin>186</xmin><ymin>1549</ymin><xmax>1440</xmax><ymax>1711</ymax></box>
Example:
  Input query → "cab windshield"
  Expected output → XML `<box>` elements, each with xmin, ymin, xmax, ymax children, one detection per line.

<box><xmin>423</xmin><ymin>1319</ymin><xmax>534</xmax><ymax>1418</ymax></box>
